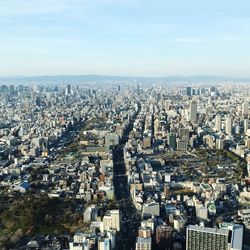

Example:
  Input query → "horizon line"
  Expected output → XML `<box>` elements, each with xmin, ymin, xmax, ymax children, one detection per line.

<box><xmin>1</xmin><ymin>74</ymin><xmax>250</xmax><ymax>80</ymax></box>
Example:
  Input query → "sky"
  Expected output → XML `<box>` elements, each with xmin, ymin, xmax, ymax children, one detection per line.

<box><xmin>0</xmin><ymin>0</ymin><xmax>250</xmax><ymax>77</ymax></box>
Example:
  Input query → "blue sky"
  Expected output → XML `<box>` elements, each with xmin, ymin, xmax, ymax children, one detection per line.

<box><xmin>0</xmin><ymin>0</ymin><xmax>250</xmax><ymax>77</ymax></box>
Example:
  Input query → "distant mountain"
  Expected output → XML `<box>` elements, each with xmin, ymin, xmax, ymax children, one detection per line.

<box><xmin>0</xmin><ymin>74</ymin><xmax>250</xmax><ymax>85</ymax></box>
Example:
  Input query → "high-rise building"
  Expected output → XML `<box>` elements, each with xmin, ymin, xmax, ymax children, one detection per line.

<box><xmin>225</xmin><ymin>115</ymin><xmax>232</xmax><ymax>135</ymax></box>
<box><xmin>210</xmin><ymin>86</ymin><xmax>216</xmax><ymax>96</ymax></box>
<box><xmin>190</xmin><ymin>100</ymin><xmax>197</xmax><ymax>123</ymax></box>
<box><xmin>242</xmin><ymin>102</ymin><xmax>249</xmax><ymax>117</ymax></box>
<box><xmin>136</xmin><ymin>237</ymin><xmax>151</xmax><ymax>250</ymax></box>
<box><xmin>215</xmin><ymin>113</ymin><xmax>222</xmax><ymax>132</ymax></box>
<box><xmin>66</xmin><ymin>84</ymin><xmax>71</xmax><ymax>95</ymax></box>
<box><xmin>156</xmin><ymin>225</ymin><xmax>173</xmax><ymax>250</ymax></box>
<box><xmin>234</xmin><ymin>124</ymin><xmax>240</xmax><ymax>135</ymax></box>
<box><xmin>167</xmin><ymin>132</ymin><xmax>176</xmax><ymax>149</ymax></box>
<box><xmin>186</xmin><ymin>87</ymin><xmax>192</xmax><ymax>96</ymax></box>
<box><xmin>244</xmin><ymin>119</ymin><xmax>249</xmax><ymax>134</ymax></box>
<box><xmin>165</xmin><ymin>100</ymin><xmax>170</xmax><ymax>111</ymax></box>
<box><xmin>102</xmin><ymin>210</ymin><xmax>121</xmax><ymax>232</ymax></box>
<box><xmin>9</xmin><ymin>85</ymin><xmax>15</xmax><ymax>94</ymax></box>
<box><xmin>186</xmin><ymin>224</ymin><xmax>243</xmax><ymax>250</ymax></box>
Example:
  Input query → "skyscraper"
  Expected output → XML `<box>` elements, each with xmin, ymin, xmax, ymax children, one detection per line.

<box><xmin>244</xmin><ymin>119</ymin><xmax>249</xmax><ymax>134</ymax></box>
<box><xmin>225</xmin><ymin>115</ymin><xmax>232</xmax><ymax>135</ymax></box>
<box><xmin>66</xmin><ymin>84</ymin><xmax>71</xmax><ymax>95</ymax></box>
<box><xmin>190</xmin><ymin>100</ymin><xmax>197</xmax><ymax>123</ymax></box>
<box><xmin>242</xmin><ymin>102</ymin><xmax>249</xmax><ymax>117</ymax></box>
<box><xmin>168</xmin><ymin>132</ymin><xmax>177</xmax><ymax>149</ymax></box>
<box><xmin>186</xmin><ymin>87</ymin><xmax>192</xmax><ymax>96</ymax></box>
<box><xmin>215</xmin><ymin>113</ymin><xmax>222</xmax><ymax>132</ymax></box>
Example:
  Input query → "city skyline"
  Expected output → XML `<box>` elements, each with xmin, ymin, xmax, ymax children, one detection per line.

<box><xmin>1</xmin><ymin>0</ymin><xmax>250</xmax><ymax>77</ymax></box>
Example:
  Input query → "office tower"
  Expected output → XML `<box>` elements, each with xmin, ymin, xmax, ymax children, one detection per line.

<box><xmin>9</xmin><ymin>85</ymin><xmax>15</xmax><ymax>94</ymax></box>
<box><xmin>165</xmin><ymin>100</ymin><xmax>170</xmax><ymax>111</ymax></box>
<box><xmin>242</xmin><ymin>102</ymin><xmax>249</xmax><ymax>117</ymax></box>
<box><xmin>186</xmin><ymin>87</ymin><xmax>192</xmax><ymax>96</ymax></box>
<box><xmin>210</xmin><ymin>86</ymin><xmax>216</xmax><ymax>96</ymax></box>
<box><xmin>102</xmin><ymin>210</ymin><xmax>121</xmax><ymax>232</ymax></box>
<box><xmin>244</xmin><ymin>119</ymin><xmax>249</xmax><ymax>134</ymax></box>
<box><xmin>0</xmin><ymin>85</ymin><xmax>9</xmax><ymax>93</ymax></box>
<box><xmin>156</xmin><ymin>225</ymin><xmax>173</xmax><ymax>250</ymax></box>
<box><xmin>35</xmin><ymin>96</ymin><xmax>41</xmax><ymax>106</ymax></box>
<box><xmin>190</xmin><ymin>100</ymin><xmax>197</xmax><ymax>123</ymax></box>
<box><xmin>66</xmin><ymin>84</ymin><xmax>71</xmax><ymax>95</ymax></box>
<box><xmin>136</xmin><ymin>237</ymin><xmax>151</xmax><ymax>250</ymax></box>
<box><xmin>168</xmin><ymin>132</ymin><xmax>177</xmax><ymax>149</ymax></box>
<box><xmin>137</xmin><ymin>84</ymin><xmax>140</xmax><ymax>93</ymax></box>
<box><xmin>186</xmin><ymin>224</ymin><xmax>243</xmax><ymax>250</ymax></box>
<box><xmin>225</xmin><ymin>115</ymin><xmax>232</xmax><ymax>135</ymax></box>
<box><xmin>215</xmin><ymin>113</ymin><xmax>222</xmax><ymax>131</ymax></box>
<box><xmin>234</xmin><ymin>124</ymin><xmax>240</xmax><ymax>135</ymax></box>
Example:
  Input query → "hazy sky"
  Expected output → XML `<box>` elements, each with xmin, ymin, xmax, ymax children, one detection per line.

<box><xmin>0</xmin><ymin>0</ymin><xmax>250</xmax><ymax>77</ymax></box>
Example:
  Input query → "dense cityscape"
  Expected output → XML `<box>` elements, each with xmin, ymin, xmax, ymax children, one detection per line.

<box><xmin>0</xmin><ymin>82</ymin><xmax>250</xmax><ymax>249</ymax></box>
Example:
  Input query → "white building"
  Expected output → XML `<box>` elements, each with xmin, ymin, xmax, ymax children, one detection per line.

<box><xmin>225</xmin><ymin>115</ymin><xmax>232</xmax><ymax>135</ymax></box>
<box><xmin>190</xmin><ymin>100</ymin><xmax>197</xmax><ymax>123</ymax></box>
<box><xmin>196</xmin><ymin>206</ymin><xmax>208</xmax><ymax>221</ymax></box>
<box><xmin>242</xmin><ymin>102</ymin><xmax>248</xmax><ymax>117</ymax></box>
<box><xmin>215</xmin><ymin>113</ymin><xmax>222</xmax><ymax>131</ymax></box>
<box><xmin>102</xmin><ymin>210</ymin><xmax>121</xmax><ymax>232</ymax></box>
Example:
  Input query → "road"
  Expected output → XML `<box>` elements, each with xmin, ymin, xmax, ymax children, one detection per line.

<box><xmin>113</xmin><ymin>104</ymin><xmax>141</xmax><ymax>250</ymax></box>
